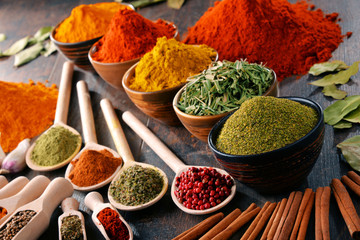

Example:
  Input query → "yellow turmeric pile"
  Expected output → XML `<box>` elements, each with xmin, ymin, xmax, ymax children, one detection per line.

<box><xmin>0</xmin><ymin>80</ymin><xmax>58</xmax><ymax>152</ymax></box>
<box><xmin>129</xmin><ymin>37</ymin><xmax>217</xmax><ymax>92</ymax></box>
<box><xmin>54</xmin><ymin>2</ymin><xmax>132</xmax><ymax>43</ymax></box>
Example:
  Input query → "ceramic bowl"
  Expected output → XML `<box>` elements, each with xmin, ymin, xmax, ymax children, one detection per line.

<box><xmin>89</xmin><ymin>22</ymin><xmax>179</xmax><ymax>90</ymax></box>
<box><xmin>122</xmin><ymin>62</ymin><xmax>184</xmax><ymax>126</ymax></box>
<box><xmin>50</xmin><ymin>3</ymin><xmax>135</xmax><ymax>71</ymax></box>
<box><xmin>173</xmin><ymin>71</ymin><xmax>279</xmax><ymax>142</ymax></box>
<box><xmin>208</xmin><ymin>96</ymin><xmax>325</xmax><ymax>193</ymax></box>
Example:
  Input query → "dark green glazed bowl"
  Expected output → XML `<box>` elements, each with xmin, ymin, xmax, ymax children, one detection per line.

<box><xmin>208</xmin><ymin>97</ymin><xmax>324</xmax><ymax>193</ymax></box>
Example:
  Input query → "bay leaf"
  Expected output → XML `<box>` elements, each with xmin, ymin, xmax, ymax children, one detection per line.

<box><xmin>33</xmin><ymin>26</ymin><xmax>53</xmax><ymax>42</ymax></box>
<box><xmin>124</xmin><ymin>0</ymin><xmax>166</xmax><ymax>8</ymax></box>
<box><xmin>310</xmin><ymin>61</ymin><xmax>360</xmax><ymax>87</ymax></box>
<box><xmin>0</xmin><ymin>33</ymin><xmax>6</xmax><ymax>42</ymax></box>
<box><xmin>333</xmin><ymin>120</ymin><xmax>352</xmax><ymax>129</ymax></box>
<box><xmin>337</xmin><ymin>135</ymin><xmax>360</xmax><ymax>171</ymax></box>
<box><xmin>1</xmin><ymin>36</ymin><xmax>29</xmax><ymax>56</ymax></box>
<box><xmin>324</xmin><ymin>95</ymin><xmax>360</xmax><ymax>125</ymax></box>
<box><xmin>322</xmin><ymin>84</ymin><xmax>347</xmax><ymax>100</ymax></box>
<box><xmin>309</xmin><ymin>60</ymin><xmax>349</xmax><ymax>76</ymax></box>
<box><xmin>344</xmin><ymin>106</ymin><xmax>360</xmax><ymax>123</ymax></box>
<box><xmin>167</xmin><ymin>0</ymin><xmax>185</xmax><ymax>9</ymax></box>
<box><xmin>14</xmin><ymin>42</ymin><xmax>43</xmax><ymax>67</ymax></box>
<box><xmin>41</xmin><ymin>40</ymin><xmax>57</xmax><ymax>57</ymax></box>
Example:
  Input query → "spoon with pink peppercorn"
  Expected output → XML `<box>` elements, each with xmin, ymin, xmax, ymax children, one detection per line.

<box><xmin>122</xmin><ymin>111</ymin><xmax>236</xmax><ymax>215</ymax></box>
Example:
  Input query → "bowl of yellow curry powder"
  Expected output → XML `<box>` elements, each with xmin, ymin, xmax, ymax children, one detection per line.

<box><xmin>50</xmin><ymin>2</ymin><xmax>134</xmax><ymax>71</ymax></box>
<box><xmin>122</xmin><ymin>37</ymin><xmax>218</xmax><ymax>126</ymax></box>
<box><xmin>208</xmin><ymin>96</ymin><xmax>324</xmax><ymax>193</ymax></box>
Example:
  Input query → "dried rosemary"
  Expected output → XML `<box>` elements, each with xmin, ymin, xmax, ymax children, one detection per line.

<box><xmin>177</xmin><ymin>60</ymin><xmax>274</xmax><ymax>116</ymax></box>
<box><xmin>60</xmin><ymin>215</ymin><xmax>83</xmax><ymax>240</ymax></box>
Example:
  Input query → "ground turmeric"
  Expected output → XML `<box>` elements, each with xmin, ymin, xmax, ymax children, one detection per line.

<box><xmin>129</xmin><ymin>37</ymin><xmax>217</xmax><ymax>92</ymax></box>
<box><xmin>0</xmin><ymin>80</ymin><xmax>58</xmax><ymax>153</ymax></box>
<box><xmin>54</xmin><ymin>2</ymin><xmax>132</xmax><ymax>43</ymax></box>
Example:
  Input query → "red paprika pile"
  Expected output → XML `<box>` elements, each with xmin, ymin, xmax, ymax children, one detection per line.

<box><xmin>92</xmin><ymin>9</ymin><xmax>176</xmax><ymax>63</ymax></box>
<box><xmin>183</xmin><ymin>0</ymin><xmax>346</xmax><ymax>81</ymax></box>
<box><xmin>97</xmin><ymin>208</ymin><xmax>129</xmax><ymax>240</ymax></box>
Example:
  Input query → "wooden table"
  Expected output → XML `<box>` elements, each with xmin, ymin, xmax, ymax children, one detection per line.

<box><xmin>0</xmin><ymin>0</ymin><xmax>359</xmax><ymax>239</ymax></box>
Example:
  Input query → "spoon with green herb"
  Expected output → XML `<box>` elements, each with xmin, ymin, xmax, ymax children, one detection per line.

<box><xmin>100</xmin><ymin>98</ymin><xmax>168</xmax><ymax>211</ymax></box>
<box><xmin>122</xmin><ymin>111</ymin><xmax>236</xmax><ymax>215</ymax></box>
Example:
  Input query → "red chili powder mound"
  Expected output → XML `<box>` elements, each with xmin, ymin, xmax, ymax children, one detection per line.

<box><xmin>183</xmin><ymin>0</ymin><xmax>345</xmax><ymax>81</ymax></box>
<box><xmin>92</xmin><ymin>9</ymin><xmax>176</xmax><ymax>63</ymax></box>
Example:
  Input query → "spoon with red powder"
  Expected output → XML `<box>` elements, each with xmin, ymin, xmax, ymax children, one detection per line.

<box><xmin>64</xmin><ymin>81</ymin><xmax>122</xmax><ymax>191</ymax></box>
<box><xmin>122</xmin><ymin>111</ymin><xmax>236</xmax><ymax>215</ymax></box>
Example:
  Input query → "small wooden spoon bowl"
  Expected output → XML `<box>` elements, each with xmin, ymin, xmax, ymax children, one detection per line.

<box><xmin>0</xmin><ymin>176</ymin><xmax>29</xmax><ymax>200</ymax></box>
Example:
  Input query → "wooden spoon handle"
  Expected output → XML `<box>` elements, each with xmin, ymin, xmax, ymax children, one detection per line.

<box><xmin>14</xmin><ymin>175</ymin><xmax>50</xmax><ymax>203</ymax></box>
<box><xmin>84</xmin><ymin>191</ymin><xmax>103</xmax><ymax>212</ymax></box>
<box><xmin>100</xmin><ymin>99</ymin><xmax>135</xmax><ymax>164</ymax></box>
<box><xmin>122</xmin><ymin>111</ymin><xmax>186</xmax><ymax>173</ymax></box>
<box><xmin>54</xmin><ymin>61</ymin><xmax>74</xmax><ymax>124</ymax></box>
<box><xmin>0</xmin><ymin>175</ymin><xmax>7</xmax><ymax>189</ymax></box>
<box><xmin>0</xmin><ymin>176</ymin><xmax>28</xmax><ymax>199</ymax></box>
<box><xmin>76</xmin><ymin>81</ymin><xmax>97</xmax><ymax>144</ymax></box>
<box><xmin>61</xmin><ymin>197</ymin><xmax>79</xmax><ymax>212</ymax></box>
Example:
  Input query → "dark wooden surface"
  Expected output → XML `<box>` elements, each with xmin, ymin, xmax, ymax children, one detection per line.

<box><xmin>0</xmin><ymin>0</ymin><xmax>359</xmax><ymax>239</ymax></box>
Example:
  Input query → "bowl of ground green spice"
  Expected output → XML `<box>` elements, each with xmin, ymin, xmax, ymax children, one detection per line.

<box><xmin>208</xmin><ymin>96</ymin><xmax>324</xmax><ymax>193</ymax></box>
<box><xmin>173</xmin><ymin>60</ymin><xmax>278</xmax><ymax>141</ymax></box>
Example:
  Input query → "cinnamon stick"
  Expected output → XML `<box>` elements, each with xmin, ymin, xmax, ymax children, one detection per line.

<box><xmin>174</xmin><ymin>212</ymin><xmax>224</xmax><ymax>240</ymax></box>
<box><xmin>315</xmin><ymin>187</ymin><xmax>324</xmax><ymax>240</ymax></box>
<box><xmin>240</xmin><ymin>202</ymin><xmax>257</xmax><ymax>216</ymax></box>
<box><xmin>260</xmin><ymin>202</ymin><xmax>280</xmax><ymax>240</ymax></box>
<box><xmin>172</xmin><ymin>221</ymin><xmax>203</xmax><ymax>240</ymax></box>
<box><xmin>273</xmin><ymin>192</ymin><xmax>295</xmax><ymax>239</ymax></box>
<box><xmin>267</xmin><ymin>198</ymin><xmax>287</xmax><ymax>240</ymax></box>
<box><xmin>320</xmin><ymin>186</ymin><xmax>331</xmax><ymax>240</ymax></box>
<box><xmin>290</xmin><ymin>188</ymin><xmax>313</xmax><ymax>240</ymax></box>
<box><xmin>199</xmin><ymin>208</ymin><xmax>241</xmax><ymax>240</ymax></box>
<box><xmin>342</xmin><ymin>175</ymin><xmax>360</xmax><ymax>197</ymax></box>
<box><xmin>247</xmin><ymin>202</ymin><xmax>277</xmax><ymax>240</ymax></box>
<box><xmin>348</xmin><ymin>171</ymin><xmax>360</xmax><ymax>186</ymax></box>
<box><xmin>212</xmin><ymin>205</ymin><xmax>260</xmax><ymax>240</ymax></box>
<box><xmin>240</xmin><ymin>202</ymin><xmax>271</xmax><ymax>240</ymax></box>
<box><xmin>297</xmin><ymin>192</ymin><xmax>315</xmax><ymax>240</ymax></box>
<box><xmin>331</xmin><ymin>178</ymin><xmax>360</xmax><ymax>239</ymax></box>
<box><xmin>278</xmin><ymin>191</ymin><xmax>303</xmax><ymax>240</ymax></box>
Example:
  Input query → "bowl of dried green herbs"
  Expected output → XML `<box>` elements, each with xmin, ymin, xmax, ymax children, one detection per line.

<box><xmin>173</xmin><ymin>60</ymin><xmax>278</xmax><ymax>142</ymax></box>
<box><xmin>208</xmin><ymin>96</ymin><xmax>324</xmax><ymax>193</ymax></box>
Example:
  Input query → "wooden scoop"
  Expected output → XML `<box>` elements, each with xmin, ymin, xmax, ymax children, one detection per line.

<box><xmin>58</xmin><ymin>197</ymin><xmax>87</xmax><ymax>240</ymax></box>
<box><xmin>64</xmin><ymin>81</ymin><xmax>121</xmax><ymax>191</ymax></box>
<box><xmin>100</xmin><ymin>98</ymin><xmax>168</xmax><ymax>211</ymax></box>
<box><xmin>0</xmin><ymin>176</ymin><xmax>28</xmax><ymax>200</ymax></box>
<box><xmin>0</xmin><ymin>176</ymin><xmax>7</xmax><ymax>189</ymax></box>
<box><xmin>0</xmin><ymin>177</ymin><xmax>74</xmax><ymax>240</ymax></box>
<box><xmin>0</xmin><ymin>175</ymin><xmax>50</xmax><ymax>225</ymax></box>
<box><xmin>122</xmin><ymin>111</ymin><xmax>236</xmax><ymax>215</ymax></box>
<box><xmin>84</xmin><ymin>191</ymin><xmax>133</xmax><ymax>240</ymax></box>
<box><xmin>26</xmin><ymin>61</ymin><xmax>82</xmax><ymax>171</ymax></box>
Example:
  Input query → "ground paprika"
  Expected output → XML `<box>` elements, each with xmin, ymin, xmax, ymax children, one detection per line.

<box><xmin>183</xmin><ymin>0</ymin><xmax>346</xmax><ymax>81</ymax></box>
<box><xmin>97</xmin><ymin>208</ymin><xmax>129</xmax><ymax>240</ymax></box>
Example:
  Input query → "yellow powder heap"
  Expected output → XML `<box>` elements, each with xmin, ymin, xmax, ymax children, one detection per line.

<box><xmin>0</xmin><ymin>80</ymin><xmax>58</xmax><ymax>152</ymax></box>
<box><xmin>129</xmin><ymin>37</ymin><xmax>217</xmax><ymax>92</ymax></box>
<box><xmin>54</xmin><ymin>2</ymin><xmax>132</xmax><ymax>43</ymax></box>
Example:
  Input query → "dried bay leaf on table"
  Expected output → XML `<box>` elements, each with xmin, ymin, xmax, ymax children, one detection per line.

<box><xmin>309</xmin><ymin>60</ymin><xmax>349</xmax><ymax>76</ymax></box>
<box><xmin>0</xmin><ymin>33</ymin><xmax>6</xmax><ymax>42</ymax></box>
<box><xmin>1</xmin><ymin>36</ymin><xmax>29</xmax><ymax>56</ymax></box>
<box><xmin>324</xmin><ymin>95</ymin><xmax>360</xmax><ymax>125</ymax></box>
<box><xmin>322</xmin><ymin>84</ymin><xmax>347</xmax><ymax>100</ymax></box>
<box><xmin>41</xmin><ymin>41</ymin><xmax>57</xmax><ymax>57</ymax></box>
<box><xmin>167</xmin><ymin>0</ymin><xmax>185</xmax><ymax>9</ymax></box>
<box><xmin>337</xmin><ymin>135</ymin><xmax>360</xmax><ymax>171</ymax></box>
<box><xmin>14</xmin><ymin>42</ymin><xmax>43</xmax><ymax>67</ymax></box>
<box><xmin>310</xmin><ymin>61</ymin><xmax>360</xmax><ymax>87</ymax></box>
<box><xmin>116</xmin><ymin>0</ymin><xmax>166</xmax><ymax>8</ymax></box>
<box><xmin>344</xmin><ymin>106</ymin><xmax>360</xmax><ymax>123</ymax></box>
<box><xmin>333</xmin><ymin>120</ymin><xmax>352</xmax><ymax>129</ymax></box>
<box><xmin>28</xmin><ymin>26</ymin><xmax>54</xmax><ymax>45</ymax></box>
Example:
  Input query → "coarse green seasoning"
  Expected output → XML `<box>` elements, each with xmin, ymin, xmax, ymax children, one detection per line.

<box><xmin>30</xmin><ymin>126</ymin><xmax>81</xmax><ymax>166</ymax></box>
<box><xmin>216</xmin><ymin>96</ymin><xmax>318</xmax><ymax>155</ymax></box>
<box><xmin>60</xmin><ymin>215</ymin><xmax>83</xmax><ymax>240</ymax></box>
<box><xmin>109</xmin><ymin>164</ymin><xmax>164</xmax><ymax>206</ymax></box>
<box><xmin>177</xmin><ymin>60</ymin><xmax>274</xmax><ymax>116</ymax></box>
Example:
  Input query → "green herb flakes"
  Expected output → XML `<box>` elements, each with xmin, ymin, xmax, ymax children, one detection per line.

<box><xmin>309</xmin><ymin>60</ymin><xmax>348</xmax><ymax>76</ymax></box>
<box><xmin>109</xmin><ymin>165</ymin><xmax>164</xmax><ymax>206</ymax></box>
<box><xmin>337</xmin><ymin>135</ymin><xmax>360</xmax><ymax>171</ymax></box>
<box><xmin>61</xmin><ymin>215</ymin><xmax>83</xmax><ymax>240</ymax></box>
<box><xmin>177</xmin><ymin>60</ymin><xmax>274</xmax><ymax>116</ymax></box>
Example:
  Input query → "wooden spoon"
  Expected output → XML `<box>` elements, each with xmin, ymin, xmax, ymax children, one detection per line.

<box><xmin>0</xmin><ymin>175</ymin><xmax>50</xmax><ymax>225</ymax></box>
<box><xmin>26</xmin><ymin>61</ymin><xmax>82</xmax><ymax>171</ymax></box>
<box><xmin>0</xmin><ymin>176</ymin><xmax>29</xmax><ymax>200</ymax></box>
<box><xmin>0</xmin><ymin>177</ymin><xmax>73</xmax><ymax>240</ymax></box>
<box><xmin>122</xmin><ymin>111</ymin><xmax>236</xmax><ymax>215</ymax></box>
<box><xmin>0</xmin><ymin>176</ymin><xmax>7</xmax><ymax>189</ymax></box>
<box><xmin>64</xmin><ymin>81</ymin><xmax>121</xmax><ymax>191</ymax></box>
<box><xmin>84</xmin><ymin>191</ymin><xmax>133</xmax><ymax>240</ymax></box>
<box><xmin>58</xmin><ymin>197</ymin><xmax>87</xmax><ymax>240</ymax></box>
<box><xmin>100</xmin><ymin>98</ymin><xmax>168</xmax><ymax>211</ymax></box>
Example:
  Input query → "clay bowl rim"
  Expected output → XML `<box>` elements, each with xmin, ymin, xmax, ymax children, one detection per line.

<box><xmin>50</xmin><ymin>2</ymin><xmax>135</xmax><ymax>47</ymax></box>
<box><xmin>208</xmin><ymin>96</ymin><xmax>324</xmax><ymax>161</ymax></box>
<box><xmin>173</xmin><ymin>68</ymin><xmax>278</xmax><ymax>122</ymax></box>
